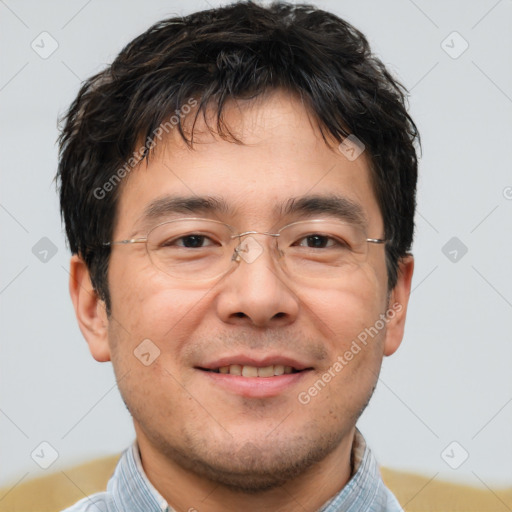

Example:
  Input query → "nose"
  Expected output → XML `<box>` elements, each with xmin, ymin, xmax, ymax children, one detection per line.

<box><xmin>215</xmin><ymin>234</ymin><xmax>300</xmax><ymax>328</ymax></box>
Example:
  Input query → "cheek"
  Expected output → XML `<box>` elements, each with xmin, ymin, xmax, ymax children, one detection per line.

<box><xmin>296</xmin><ymin>267</ymin><xmax>387</xmax><ymax>401</ymax></box>
<box><xmin>108</xmin><ymin>252</ymin><xmax>210</xmax><ymax>341</ymax></box>
<box><xmin>299</xmin><ymin>266</ymin><xmax>386</xmax><ymax>342</ymax></box>
<box><xmin>106</xmin><ymin>281</ymin><xmax>209</xmax><ymax>423</ymax></box>
<box><xmin>106</xmin><ymin>266</ymin><xmax>218</xmax><ymax>400</ymax></box>
<box><xmin>111</xmin><ymin>345</ymin><xmax>187</xmax><ymax>436</ymax></box>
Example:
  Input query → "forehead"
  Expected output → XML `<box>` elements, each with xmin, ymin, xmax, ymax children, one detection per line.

<box><xmin>115</xmin><ymin>91</ymin><xmax>382</xmax><ymax>235</ymax></box>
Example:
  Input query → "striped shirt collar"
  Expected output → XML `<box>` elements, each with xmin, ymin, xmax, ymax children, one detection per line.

<box><xmin>108</xmin><ymin>442</ymin><xmax>168</xmax><ymax>511</ymax></box>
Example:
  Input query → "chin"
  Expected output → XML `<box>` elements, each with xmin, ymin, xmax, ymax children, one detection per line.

<box><xmin>156</xmin><ymin>426</ymin><xmax>346</xmax><ymax>493</ymax></box>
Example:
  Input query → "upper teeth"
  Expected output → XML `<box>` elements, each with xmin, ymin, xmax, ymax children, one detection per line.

<box><xmin>216</xmin><ymin>364</ymin><xmax>294</xmax><ymax>377</ymax></box>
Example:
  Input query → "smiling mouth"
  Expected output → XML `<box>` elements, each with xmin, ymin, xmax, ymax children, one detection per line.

<box><xmin>199</xmin><ymin>364</ymin><xmax>307</xmax><ymax>377</ymax></box>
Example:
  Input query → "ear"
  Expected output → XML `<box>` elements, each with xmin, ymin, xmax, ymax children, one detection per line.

<box><xmin>383</xmin><ymin>255</ymin><xmax>414</xmax><ymax>357</ymax></box>
<box><xmin>69</xmin><ymin>255</ymin><xmax>111</xmax><ymax>362</ymax></box>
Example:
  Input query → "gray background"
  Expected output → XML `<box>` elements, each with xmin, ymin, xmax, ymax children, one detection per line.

<box><xmin>1</xmin><ymin>0</ymin><xmax>511</xmax><ymax>501</ymax></box>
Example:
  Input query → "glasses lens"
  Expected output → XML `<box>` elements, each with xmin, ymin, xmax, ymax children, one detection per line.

<box><xmin>144</xmin><ymin>218</ymin><xmax>377</xmax><ymax>282</ymax></box>
<box><xmin>146</xmin><ymin>219</ymin><xmax>234</xmax><ymax>279</ymax></box>
<box><xmin>278</xmin><ymin>220</ymin><xmax>369</xmax><ymax>278</ymax></box>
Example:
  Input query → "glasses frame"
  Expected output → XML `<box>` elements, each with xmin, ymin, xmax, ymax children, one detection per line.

<box><xmin>103</xmin><ymin>217</ymin><xmax>387</xmax><ymax>279</ymax></box>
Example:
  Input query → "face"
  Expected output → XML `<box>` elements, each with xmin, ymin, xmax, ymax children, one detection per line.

<box><xmin>73</xmin><ymin>90</ymin><xmax>413</xmax><ymax>493</ymax></box>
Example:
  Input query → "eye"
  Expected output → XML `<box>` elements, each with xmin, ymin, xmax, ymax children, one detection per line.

<box><xmin>295</xmin><ymin>234</ymin><xmax>349</xmax><ymax>249</ymax></box>
<box><xmin>162</xmin><ymin>234</ymin><xmax>218</xmax><ymax>249</ymax></box>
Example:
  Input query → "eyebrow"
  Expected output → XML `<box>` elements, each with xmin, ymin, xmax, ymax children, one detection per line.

<box><xmin>141</xmin><ymin>195</ymin><xmax>230</xmax><ymax>220</ymax></box>
<box><xmin>136</xmin><ymin>193</ymin><xmax>368</xmax><ymax>231</ymax></box>
<box><xmin>278</xmin><ymin>194</ymin><xmax>368</xmax><ymax>229</ymax></box>
<box><xmin>135</xmin><ymin>195</ymin><xmax>232</xmax><ymax>232</ymax></box>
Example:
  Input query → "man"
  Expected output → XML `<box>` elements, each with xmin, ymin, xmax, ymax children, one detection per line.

<box><xmin>57</xmin><ymin>1</ymin><xmax>417</xmax><ymax>510</ymax></box>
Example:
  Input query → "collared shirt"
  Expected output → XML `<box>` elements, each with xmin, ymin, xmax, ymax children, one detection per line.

<box><xmin>61</xmin><ymin>430</ymin><xmax>403</xmax><ymax>512</ymax></box>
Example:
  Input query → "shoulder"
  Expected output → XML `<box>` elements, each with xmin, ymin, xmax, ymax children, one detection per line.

<box><xmin>60</xmin><ymin>491</ymin><xmax>115</xmax><ymax>512</ymax></box>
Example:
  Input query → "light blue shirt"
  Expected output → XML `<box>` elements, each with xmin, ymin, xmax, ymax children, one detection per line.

<box><xmin>61</xmin><ymin>430</ymin><xmax>403</xmax><ymax>512</ymax></box>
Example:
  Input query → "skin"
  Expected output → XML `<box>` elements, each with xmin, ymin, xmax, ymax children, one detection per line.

<box><xmin>70</xmin><ymin>90</ymin><xmax>414</xmax><ymax>512</ymax></box>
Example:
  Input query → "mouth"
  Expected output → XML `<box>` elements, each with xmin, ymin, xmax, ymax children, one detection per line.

<box><xmin>195</xmin><ymin>357</ymin><xmax>313</xmax><ymax>398</ymax></box>
<box><xmin>199</xmin><ymin>364</ymin><xmax>304</xmax><ymax>377</ymax></box>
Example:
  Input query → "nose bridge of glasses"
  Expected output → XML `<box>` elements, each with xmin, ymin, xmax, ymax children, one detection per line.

<box><xmin>230</xmin><ymin>230</ymin><xmax>282</xmax><ymax>266</ymax></box>
<box><xmin>231</xmin><ymin>231</ymin><xmax>280</xmax><ymax>239</ymax></box>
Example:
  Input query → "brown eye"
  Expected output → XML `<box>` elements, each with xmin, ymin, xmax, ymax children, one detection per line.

<box><xmin>160</xmin><ymin>234</ymin><xmax>217</xmax><ymax>249</ymax></box>
<box><xmin>177</xmin><ymin>235</ymin><xmax>209</xmax><ymax>248</ymax></box>
<box><xmin>296</xmin><ymin>234</ymin><xmax>348</xmax><ymax>249</ymax></box>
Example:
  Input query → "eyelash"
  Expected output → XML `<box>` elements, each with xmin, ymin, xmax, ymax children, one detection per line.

<box><xmin>162</xmin><ymin>233</ymin><xmax>348</xmax><ymax>250</ymax></box>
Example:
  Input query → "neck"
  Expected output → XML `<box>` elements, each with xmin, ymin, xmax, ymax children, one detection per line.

<box><xmin>135</xmin><ymin>427</ymin><xmax>355</xmax><ymax>512</ymax></box>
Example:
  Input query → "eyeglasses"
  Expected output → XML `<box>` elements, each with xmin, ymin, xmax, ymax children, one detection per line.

<box><xmin>104</xmin><ymin>217</ymin><xmax>386</xmax><ymax>281</ymax></box>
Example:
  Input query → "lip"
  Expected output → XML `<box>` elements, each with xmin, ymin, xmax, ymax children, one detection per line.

<box><xmin>197</xmin><ymin>354</ymin><xmax>310</xmax><ymax>371</ymax></box>
<box><xmin>195</xmin><ymin>353</ymin><xmax>314</xmax><ymax>398</ymax></box>
<box><xmin>200</xmin><ymin>368</ymin><xmax>312</xmax><ymax>398</ymax></box>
